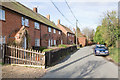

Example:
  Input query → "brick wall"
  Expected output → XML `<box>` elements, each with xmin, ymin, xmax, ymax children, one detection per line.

<box><xmin>41</xmin><ymin>24</ymin><xmax>62</xmax><ymax>47</ymax></box>
<box><xmin>1</xmin><ymin>8</ymin><xmax>42</xmax><ymax>47</ymax></box>
<box><xmin>57</xmin><ymin>24</ymin><xmax>68</xmax><ymax>44</ymax></box>
<box><xmin>1</xmin><ymin>7</ymin><xmax>62</xmax><ymax>47</ymax></box>
<box><xmin>67</xmin><ymin>33</ymin><xmax>75</xmax><ymax>44</ymax></box>
<box><xmin>57</xmin><ymin>24</ymin><xmax>75</xmax><ymax>45</ymax></box>
<box><xmin>2</xmin><ymin>8</ymin><xmax>22</xmax><ymax>43</ymax></box>
<box><xmin>78</xmin><ymin>37</ymin><xmax>87</xmax><ymax>46</ymax></box>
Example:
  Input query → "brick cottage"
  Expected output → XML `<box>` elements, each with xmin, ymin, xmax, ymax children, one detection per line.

<box><xmin>57</xmin><ymin>19</ymin><xmax>75</xmax><ymax>45</ymax></box>
<box><xmin>0</xmin><ymin>1</ymin><xmax>62</xmax><ymax>48</ymax></box>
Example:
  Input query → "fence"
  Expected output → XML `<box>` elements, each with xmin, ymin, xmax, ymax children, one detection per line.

<box><xmin>45</xmin><ymin>45</ymin><xmax>77</xmax><ymax>66</ymax></box>
<box><xmin>4</xmin><ymin>45</ymin><xmax>45</xmax><ymax>68</ymax></box>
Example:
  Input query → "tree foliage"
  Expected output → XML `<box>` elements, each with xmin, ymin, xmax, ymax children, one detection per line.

<box><xmin>93</xmin><ymin>11</ymin><xmax>120</xmax><ymax>46</ymax></box>
<box><xmin>82</xmin><ymin>27</ymin><xmax>95</xmax><ymax>41</ymax></box>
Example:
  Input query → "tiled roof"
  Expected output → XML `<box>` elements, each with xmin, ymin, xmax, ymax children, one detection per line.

<box><xmin>1</xmin><ymin>1</ymin><xmax>60</xmax><ymax>30</ymax></box>
<box><xmin>61</xmin><ymin>24</ymin><xmax>74</xmax><ymax>34</ymax></box>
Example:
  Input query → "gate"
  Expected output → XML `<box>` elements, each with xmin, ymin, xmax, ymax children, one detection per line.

<box><xmin>5</xmin><ymin>45</ymin><xmax>45</xmax><ymax>68</ymax></box>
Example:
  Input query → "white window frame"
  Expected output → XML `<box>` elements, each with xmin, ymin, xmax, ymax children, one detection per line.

<box><xmin>54</xmin><ymin>40</ymin><xmax>56</xmax><ymax>46</ymax></box>
<box><xmin>34</xmin><ymin>22</ymin><xmax>39</xmax><ymax>29</ymax></box>
<box><xmin>25</xmin><ymin>18</ymin><xmax>29</xmax><ymax>26</ymax></box>
<box><xmin>22</xmin><ymin>17</ymin><xmax>29</xmax><ymax>27</ymax></box>
<box><xmin>53</xmin><ymin>29</ymin><xmax>56</xmax><ymax>33</ymax></box>
<box><xmin>48</xmin><ymin>27</ymin><xmax>51</xmax><ymax>32</ymax></box>
<box><xmin>59</xmin><ymin>31</ymin><xmax>61</xmax><ymax>34</ymax></box>
<box><xmin>0</xmin><ymin>9</ymin><xmax>5</xmax><ymax>20</ymax></box>
<box><xmin>35</xmin><ymin>38</ymin><xmax>40</xmax><ymax>46</ymax></box>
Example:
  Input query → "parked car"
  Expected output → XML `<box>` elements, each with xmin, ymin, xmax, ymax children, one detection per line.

<box><xmin>93</xmin><ymin>44</ymin><xmax>109</xmax><ymax>56</ymax></box>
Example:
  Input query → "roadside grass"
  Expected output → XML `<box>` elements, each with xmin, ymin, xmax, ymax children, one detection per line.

<box><xmin>42</xmin><ymin>49</ymin><xmax>53</xmax><ymax>52</ymax></box>
<box><xmin>109</xmin><ymin>47</ymin><xmax>120</xmax><ymax>63</ymax></box>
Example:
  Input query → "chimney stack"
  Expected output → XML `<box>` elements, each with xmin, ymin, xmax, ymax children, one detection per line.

<box><xmin>33</xmin><ymin>7</ymin><xmax>37</xmax><ymax>13</ymax></box>
<box><xmin>58</xmin><ymin>19</ymin><xmax>60</xmax><ymax>24</ymax></box>
<box><xmin>46</xmin><ymin>14</ymin><xmax>50</xmax><ymax>20</ymax></box>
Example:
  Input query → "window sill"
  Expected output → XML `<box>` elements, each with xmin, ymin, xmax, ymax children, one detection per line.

<box><xmin>35</xmin><ymin>28</ymin><xmax>40</xmax><ymax>30</ymax></box>
<box><xmin>22</xmin><ymin>25</ymin><xmax>29</xmax><ymax>27</ymax></box>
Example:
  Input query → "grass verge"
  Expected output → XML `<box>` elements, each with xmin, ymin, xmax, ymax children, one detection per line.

<box><xmin>109</xmin><ymin>47</ymin><xmax>120</xmax><ymax>63</ymax></box>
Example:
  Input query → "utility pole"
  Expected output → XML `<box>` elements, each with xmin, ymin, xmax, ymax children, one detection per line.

<box><xmin>76</xmin><ymin>20</ymin><xmax>78</xmax><ymax>46</ymax></box>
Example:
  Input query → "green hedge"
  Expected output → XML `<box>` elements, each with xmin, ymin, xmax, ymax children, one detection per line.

<box><xmin>109</xmin><ymin>47</ymin><xmax>120</xmax><ymax>63</ymax></box>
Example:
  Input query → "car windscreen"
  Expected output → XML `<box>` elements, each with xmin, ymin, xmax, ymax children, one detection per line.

<box><xmin>96</xmin><ymin>46</ymin><xmax>105</xmax><ymax>48</ymax></box>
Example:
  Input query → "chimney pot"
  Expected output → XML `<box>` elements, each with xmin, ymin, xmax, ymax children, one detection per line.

<box><xmin>33</xmin><ymin>7</ymin><xmax>37</xmax><ymax>13</ymax></box>
<box><xmin>46</xmin><ymin>14</ymin><xmax>50</xmax><ymax>20</ymax></box>
<box><xmin>58</xmin><ymin>19</ymin><xmax>60</xmax><ymax>24</ymax></box>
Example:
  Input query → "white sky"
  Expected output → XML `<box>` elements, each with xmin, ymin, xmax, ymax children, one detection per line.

<box><xmin>16</xmin><ymin>0</ymin><xmax>119</xmax><ymax>31</ymax></box>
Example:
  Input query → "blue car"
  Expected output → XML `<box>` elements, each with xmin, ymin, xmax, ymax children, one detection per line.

<box><xmin>94</xmin><ymin>44</ymin><xmax>109</xmax><ymax>56</ymax></box>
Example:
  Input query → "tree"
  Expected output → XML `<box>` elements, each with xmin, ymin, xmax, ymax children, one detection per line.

<box><xmin>82</xmin><ymin>27</ymin><xmax>95</xmax><ymax>41</ymax></box>
<box><xmin>93</xmin><ymin>11</ymin><xmax>120</xmax><ymax>46</ymax></box>
<box><xmin>93</xmin><ymin>26</ymin><xmax>105</xmax><ymax>44</ymax></box>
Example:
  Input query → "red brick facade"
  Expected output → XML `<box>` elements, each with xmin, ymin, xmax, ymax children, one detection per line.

<box><xmin>1</xmin><ymin>2</ymin><xmax>75</xmax><ymax>48</ymax></box>
<box><xmin>78</xmin><ymin>37</ymin><xmax>87</xmax><ymax>46</ymax></box>
<box><xmin>40</xmin><ymin>24</ymin><xmax>62</xmax><ymax>47</ymax></box>
<box><xmin>57</xmin><ymin>19</ymin><xmax>75</xmax><ymax>45</ymax></box>
<box><xmin>1</xmin><ymin>7</ymin><xmax>62</xmax><ymax>48</ymax></box>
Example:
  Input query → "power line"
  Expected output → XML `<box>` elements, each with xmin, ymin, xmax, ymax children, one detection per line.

<box><xmin>65</xmin><ymin>0</ymin><xmax>82</xmax><ymax>27</ymax></box>
<box><xmin>64</xmin><ymin>0</ymin><xmax>77</xmax><ymax>20</ymax></box>
<box><xmin>50</xmin><ymin>0</ymin><xmax>75</xmax><ymax>26</ymax></box>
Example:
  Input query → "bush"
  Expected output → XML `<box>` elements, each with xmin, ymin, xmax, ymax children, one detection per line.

<box><xmin>39</xmin><ymin>47</ymin><xmax>47</xmax><ymax>52</ymax></box>
<box><xmin>32</xmin><ymin>46</ymin><xmax>47</xmax><ymax>52</ymax></box>
<box><xmin>58</xmin><ymin>44</ymin><xmax>67</xmax><ymax>48</ymax></box>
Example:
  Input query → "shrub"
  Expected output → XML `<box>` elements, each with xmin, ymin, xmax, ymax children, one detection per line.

<box><xmin>39</xmin><ymin>47</ymin><xmax>47</xmax><ymax>52</ymax></box>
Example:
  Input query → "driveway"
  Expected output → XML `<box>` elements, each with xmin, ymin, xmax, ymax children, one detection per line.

<box><xmin>42</xmin><ymin>45</ymin><xmax>118</xmax><ymax>78</ymax></box>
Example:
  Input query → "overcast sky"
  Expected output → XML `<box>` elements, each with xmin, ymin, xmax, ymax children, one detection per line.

<box><xmin>16</xmin><ymin>0</ymin><xmax>118</xmax><ymax>31</ymax></box>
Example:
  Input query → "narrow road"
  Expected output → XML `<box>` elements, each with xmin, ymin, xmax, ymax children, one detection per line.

<box><xmin>42</xmin><ymin>45</ymin><xmax>118</xmax><ymax>78</ymax></box>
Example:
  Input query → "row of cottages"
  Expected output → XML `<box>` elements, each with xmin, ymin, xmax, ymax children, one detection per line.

<box><xmin>0</xmin><ymin>1</ymin><xmax>75</xmax><ymax>49</ymax></box>
<box><xmin>57</xmin><ymin>19</ymin><xmax>75</xmax><ymax>45</ymax></box>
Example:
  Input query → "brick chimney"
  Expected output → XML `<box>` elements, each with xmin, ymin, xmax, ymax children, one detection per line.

<box><xmin>58</xmin><ymin>19</ymin><xmax>60</xmax><ymax>24</ymax></box>
<box><xmin>33</xmin><ymin>7</ymin><xmax>37</xmax><ymax>13</ymax></box>
<box><xmin>46</xmin><ymin>14</ymin><xmax>50</xmax><ymax>20</ymax></box>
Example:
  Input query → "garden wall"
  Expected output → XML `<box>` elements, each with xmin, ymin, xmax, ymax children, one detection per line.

<box><xmin>45</xmin><ymin>45</ymin><xmax>77</xmax><ymax>67</ymax></box>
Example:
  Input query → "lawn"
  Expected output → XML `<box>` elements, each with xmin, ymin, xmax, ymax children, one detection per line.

<box><xmin>109</xmin><ymin>47</ymin><xmax>120</xmax><ymax>63</ymax></box>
